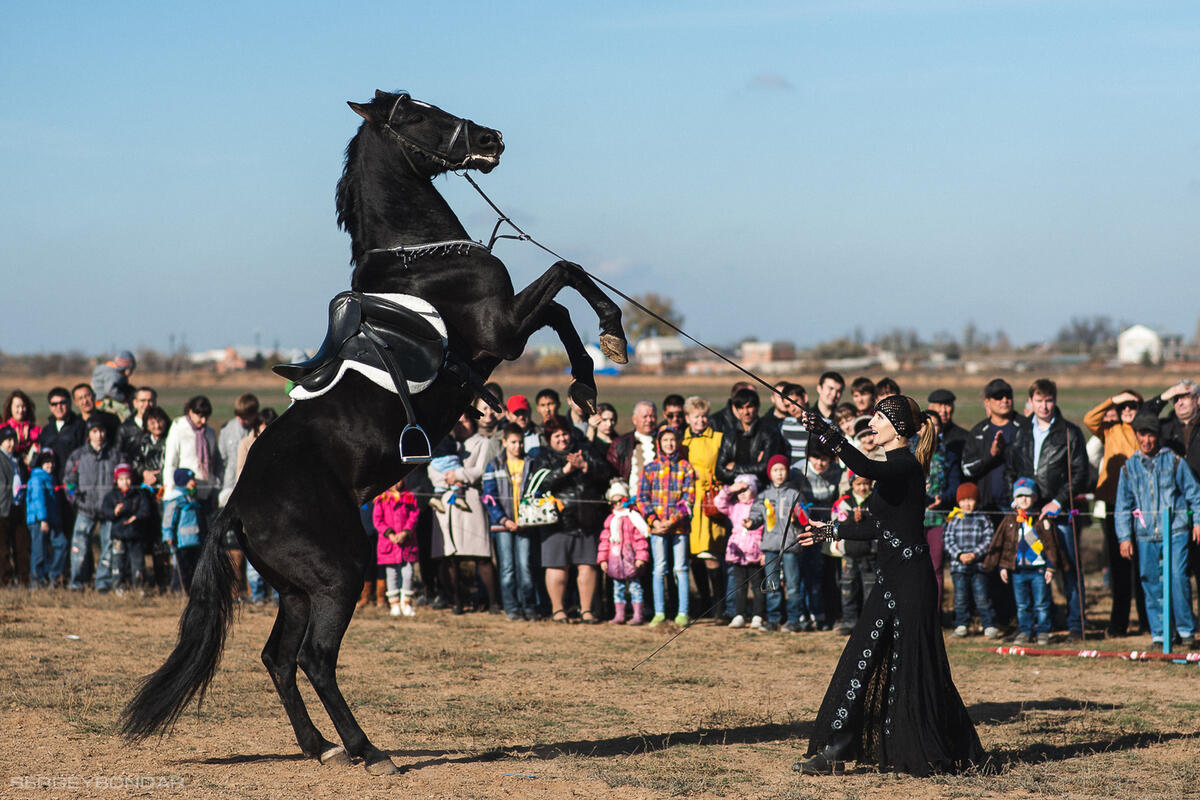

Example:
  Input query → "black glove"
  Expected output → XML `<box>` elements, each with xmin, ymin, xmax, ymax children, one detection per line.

<box><xmin>801</xmin><ymin>409</ymin><xmax>846</xmax><ymax>456</ymax></box>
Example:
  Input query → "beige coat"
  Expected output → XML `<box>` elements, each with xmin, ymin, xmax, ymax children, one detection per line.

<box><xmin>428</xmin><ymin>432</ymin><xmax>493</xmax><ymax>558</ymax></box>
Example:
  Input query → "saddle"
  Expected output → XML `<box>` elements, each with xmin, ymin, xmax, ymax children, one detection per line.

<box><xmin>274</xmin><ymin>291</ymin><xmax>499</xmax><ymax>463</ymax></box>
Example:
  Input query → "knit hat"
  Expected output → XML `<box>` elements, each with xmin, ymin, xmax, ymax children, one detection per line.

<box><xmin>114</xmin><ymin>463</ymin><xmax>133</xmax><ymax>480</ymax></box>
<box><xmin>85</xmin><ymin>416</ymin><xmax>106</xmax><ymax>431</ymax></box>
<box><xmin>0</xmin><ymin>427</ymin><xmax>15</xmax><ymax>444</ymax></box>
<box><xmin>735</xmin><ymin>474</ymin><xmax>759</xmax><ymax>496</ymax></box>
<box><xmin>506</xmin><ymin>394</ymin><xmax>531</xmax><ymax>413</ymax></box>
<box><xmin>1012</xmin><ymin>477</ymin><xmax>1038</xmax><ymax>498</ymax></box>
<box><xmin>852</xmin><ymin>416</ymin><xmax>873</xmax><ymax>439</ymax></box>
<box><xmin>875</xmin><ymin>395</ymin><xmax>920</xmax><ymax>439</ymax></box>
<box><xmin>115</xmin><ymin>350</ymin><xmax>137</xmax><ymax>369</ymax></box>
<box><xmin>766</xmin><ymin>454</ymin><xmax>790</xmax><ymax>474</ymax></box>
<box><xmin>956</xmin><ymin>482</ymin><xmax>979</xmax><ymax>503</ymax></box>
<box><xmin>36</xmin><ymin>450</ymin><xmax>55</xmax><ymax>467</ymax></box>
<box><xmin>173</xmin><ymin>468</ymin><xmax>195</xmax><ymax>487</ymax></box>
<box><xmin>606</xmin><ymin>481</ymin><xmax>630</xmax><ymax>503</ymax></box>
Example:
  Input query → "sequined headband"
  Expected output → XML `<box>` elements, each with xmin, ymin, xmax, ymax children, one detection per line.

<box><xmin>876</xmin><ymin>395</ymin><xmax>919</xmax><ymax>438</ymax></box>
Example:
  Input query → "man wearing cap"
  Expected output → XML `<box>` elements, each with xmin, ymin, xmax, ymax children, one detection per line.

<box><xmin>64</xmin><ymin>417</ymin><xmax>121</xmax><ymax>591</ymax></box>
<box><xmin>505</xmin><ymin>395</ymin><xmax>542</xmax><ymax>454</ymax></box>
<box><xmin>1115</xmin><ymin>411</ymin><xmax>1200</xmax><ymax>648</ymax></box>
<box><xmin>928</xmin><ymin>388</ymin><xmax>969</xmax><ymax>457</ymax></box>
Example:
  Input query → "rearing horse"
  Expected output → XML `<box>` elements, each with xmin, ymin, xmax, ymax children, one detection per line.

<box><xmin>120</xmin><ymin>90</ymin><xmax>628</xmax><ymax>775</ymax></box>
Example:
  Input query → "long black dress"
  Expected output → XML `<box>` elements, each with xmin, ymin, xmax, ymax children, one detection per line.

<box><xmin>806</xmin><ymin>444</ymin><xmax>984</xmax><ymax>775</ymax></box>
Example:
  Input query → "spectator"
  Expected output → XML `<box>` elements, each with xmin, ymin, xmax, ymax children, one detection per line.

<box><xmin>585</xmin><ymin>402</ymin><xmax>619</xmax><ymax>448</ymax></box>
<box><xmin>921</xmin><ymin>410</ymin><xmax>960</xmax><ymax>608</ymax></box>
<box><xmin>840</xmin><ymin>417</ymin><xmax>886</xmax><ymax>493</ymax></box>
<box><xmin>681</xmin><ymin>396</ymin><xmax>728</xmax><ymax>619</ymax></box>
<box><xmin>710</xmin><ymin>381</ymin><xmax>755</xmax><ymax>435</ymax></box>
<box><xmin>776</xmin><ymin>383</ymin><xmax>810</xmax><ymax>463</ymax></box>
<box><xmin>234</xmin><ymin>407</ymin><xmax>278</xmax><ymax>604</ymax></box>
<box><xmin>962</xmin><ymin>379</ymin><xmax>1029</xmax><ymax>512</ymax></box>
<box><xmin>530</xmin><ymin>415</ymin><xmax>612</xmax><ymax>623</ymax></box>
<box><xmin>373</xmin><ymin>480</ymin><xmax>420</xmax><ymax>617</ymax></box>
<box><xmin>474</xmin><ymin>392</ymin><xmax>507</xmax><ymax>465</ymax></box>
<box><xmin>660</xmin><ymin>393</ymin><xmax>686</xmax><ymax>435</ymax></box>
<box><xmin>943</xmin><ymin>483</ymin><xmax>999</xmax><ymax>638</ymax></box>
<box><xmin>26</xmin><ymin>450</ymin><xmax>67</xmax><ymax>587</ymax></box>
<box><xmin>850</xmin><ymin>377</ymin><xmax>876</xmax><ymax>415</ymax></box>
<box><xmin>101</xmin><ymin>463</ymin><xmax>155</xmax><ymax>592</ymax></box>
<box><xmin>162</xmin><ymin>467</ymin><xmax>208</xmax><ymax>592</ymax></box>
<box><xmin>607</xmin><ymin>400</ymin><xmax>658</xmax><ymax>491</ymax></box>
<box><xmin>832</xmin><ymin>474</ymin><xmax>876</xmax><ymax>635</ymax></box>
<box><xmin>983</xmin><ymin>478</ymin><xmax>1063</xmax><ymax>645</ymax></box>
<box><xmin>748</xmin><ymin>454</ymin><xmax>810</xmax><ymax>633</ymax></box>
<box><xmin>91</xmin><ymin>350</ymin><xmax>137</xmax><ymax>406</ymax></box>
<box><xmin>1004</xmin><ymin>378</ymin><xmax>1089</xmax><ymax>641</ymax></box>
<box><xmin>928</xmin><ymin>388</ymin><xmax>970</xmax><ymax>461</ymax></box>
<box><xmin>794</xmin><ymin>444</ymin><xmax>842</xmax><ymax>630</ymax></box>
<box><xmin>482</xmin><ymin>423</ymin><xmax>538</xmax><ymax>621</ymax></box>
<box><xmin>0</xmin><ymin>428</ymin><xmax>30</xmax><ymax>586</ymax></box>
<box><xmin>714</xmin><ymin>475</ymin><xmax>765</xmax><ymax>629</ymax></box>
<box><xmin>834</xmin><ymin>403</ymin><xmax>857</xmax><ymax>437</ymax></box>
<box><xmin>535</xmin><ymin>388</ymin><xmax>561</xmax><ymax>426</ymax></box>
<box><xmin>65</xmin><ymin>417</ymin><xmax>121</xmax><ymax>591</ymax></box>
<box><xmin>1150</xmin><ymin>380</ymin><xmax>1200</xmax><ymax>611</ymax></box>
<box><xmin>599</xmin><ymin>481</ymin><xmax>650</xmax><ymax>625</ymax></box>
<box><xmin>506</xmin><ymin>395</ymin><xmax>541</xmax><ymax>454</ymax></box>
<box><xmin>1115</xmin><ymin>412</ymin><xmax>1200</xmax><ymax>648</ymax></box>
<box><xmin>1084</xmin><ymin>389</ymin><xmax>1146</xmax><ymax>637</ymax></box>
<box><xmin>162</xmin><ymin>395</ymin><xmax>222</xmax><ymax>505</ymax></box>
<box><xmin>875</xmin><ymin>377</ymin><xmax>901</xmax><ymax>400</ymax></box>
<box><xmin>117</xmin><ymin>386</ymin><xmax>157</xmax><ymax>461</ymax></box>
<box><xmin>637</xmin><ymin>426</ymin><xmax>695</xmax><ymax>627</ymax></box>
<box><xmin>37</xmin><ymin>387</ymin><xmax>85</xmax><ymax>487</ymax></box>
<box><xmin>72</xmin><ymin>383</ymin><xmax>120</xmax><ymax>444</ymax></box>
<box><xmin>218</xmin><ymin>393</ymin><xmax>259</xmax><ymax>508</ymax></box>
<box><xmin>812</xmin><ymin>371</ymin><xmax>845</xmax><ymax>426</ymax></box>
<box><xmin>133</xmin><ymin>407</ymin><xmax>171</xmax><ymax>491</ymax></box>
<box><xmin>2</xmin><ymin>390</ymin><xmax>41</xmax><ymax>463</ymax></box>
<box><xmin>714</xmin><ymin>389</ymin><xmax>785</xmax><ymax>486</ymax></box>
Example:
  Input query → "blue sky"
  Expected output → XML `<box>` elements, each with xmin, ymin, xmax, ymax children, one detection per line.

<box><xmin>3</xmin><ymin>1</ymin><xmax>1198</xmax><ymax>355</ymax></box>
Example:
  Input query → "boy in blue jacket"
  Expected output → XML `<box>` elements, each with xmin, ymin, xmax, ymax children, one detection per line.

<box><xmin>163</xmin><ymin>467</ymin><xmax>208</xmax><ymax>593</ymax></box>
<box><xmin>26</xmin><ymin>451</ymin><xmax>68</xmax><ymax>587</ymax></box>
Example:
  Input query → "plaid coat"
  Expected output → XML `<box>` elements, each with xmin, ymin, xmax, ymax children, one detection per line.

<box><xmin>636</xmin><ymin>453</ymin><xmax>696</xmax><ymax>535</ymax></box>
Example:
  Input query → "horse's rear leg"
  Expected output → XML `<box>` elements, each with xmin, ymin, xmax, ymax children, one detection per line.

<box><xmin>297</xmin><ymin>587</ymin><xmax>398</xmax><ymax>776</ymax></box>
<box><xmin>261</xmin><ymin>590</ymin><xmax>346</xmax><ymax>765</ymax></box>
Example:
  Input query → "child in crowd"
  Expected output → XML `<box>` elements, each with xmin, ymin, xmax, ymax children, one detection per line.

<box><xmin>748</xmin><ymin>454</ymin><xmax>810</xmax><ymax>633</ymax></box>
<box><xmin>637</xmin><ymin>427</ymin><xmax>696</xmax><ymax>627</ymax></box>
<box><xmin>26</xmin><ymin>450</ymin><xmax>68</xmax><ymax>587</ymax></box>
<box><xmin>715</xmin><ymin>474</ymin><xmax>765</xmax><ymax>629</ymax></box>
<box><xmin>427</xmin><ymin>432</ymin><xmax>466</xmax><ymax>513</ymax></box>
<box><xmin>943</xmin><ymin>482</ymin><xmax>999</xmax><ymax>638</ymax></box>
<box><xmin>373</xmin><ymin>479</ymin><xmax>420</xmax><ymax>617</ymax></box>
<box><xmin>598</xmin><ymin>481</ymin><xmax>650</xmax><ymax>625</ymax></box>
<box><xmin>101</xmin><ymin>463</ymin><xmax>155</xmax><ymax>592</ymax></box>
<box><xmin>162</xmin><ymin>467</ymin><xmax>208</xmax><ymax>593</ymax></box>
<box><xmin>983</xmin><ymin>478</ymin><xmax>1062</xmax><ymax>645</ymax></box>
<box><xmin>832</xmin><ymin>473</ymin><xmax>876</xmax><ymax>635</ymax></box>
<box><xmin>795</xmin><ymin>445</ymin><xmax>842</xmax><ymax>630</ymax></box>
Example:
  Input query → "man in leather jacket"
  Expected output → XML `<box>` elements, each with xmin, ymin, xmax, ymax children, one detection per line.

<box><xmin>714</xmin><ymin>388</ymin><xmax>785</xmax><ymax>486</ymax></box>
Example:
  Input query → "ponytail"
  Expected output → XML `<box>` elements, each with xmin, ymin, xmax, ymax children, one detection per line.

<box><xmin>910</xmin><ymin>398</ymin><xmax>937</xmax><ymax>474</ymax></box>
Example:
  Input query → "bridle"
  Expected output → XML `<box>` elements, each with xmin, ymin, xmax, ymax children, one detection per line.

<box><xmin>380</xmin><ymin>92</ymin><xmax>478</xmax><ymax>173</ymax></box>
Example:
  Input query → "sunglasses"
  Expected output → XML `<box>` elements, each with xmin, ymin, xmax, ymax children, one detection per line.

<box><xmin>1117</xmin><ymin>402</ymin><xmax>1141</xmax><ymax>412</ymax></box>
<box><xmin>987</xmin><ymin>393</ymin><xmax>1013</xmax><ymax>401</ymax></box>
<box><xmin>49</xmin><ymin>400</ymin><xmax>68</xmax><ymax>407</ymax></box>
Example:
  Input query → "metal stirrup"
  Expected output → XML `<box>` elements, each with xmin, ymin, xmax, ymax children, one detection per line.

<box><xmin>398</xmin><ymin>425</ymin><xmax>433</xmax><ymax>464</ymax></box>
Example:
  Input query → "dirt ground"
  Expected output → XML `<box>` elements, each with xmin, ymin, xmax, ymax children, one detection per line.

<box><xmin>2</xmin><ymin>574</ymin><xmax>1199</xmax><ymax>800</ymax></box>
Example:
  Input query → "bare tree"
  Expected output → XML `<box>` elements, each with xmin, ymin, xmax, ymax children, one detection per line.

<box><xmin>621</xmin><ymin>292</ymin><xmax>684</xmax><ymax>342</ymax></box>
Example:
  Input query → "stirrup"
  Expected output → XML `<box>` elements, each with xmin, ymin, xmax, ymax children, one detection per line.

<box><xmin>398</xmin><ymin>424</ymin><xmax>432</xmax><ymax>463</ymax></box>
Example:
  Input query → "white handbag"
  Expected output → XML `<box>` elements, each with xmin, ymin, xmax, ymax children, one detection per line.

<box><xmin>516</xmin><ymin>468</ymin><xmax>560</xmax><ymax>527</ymax></box>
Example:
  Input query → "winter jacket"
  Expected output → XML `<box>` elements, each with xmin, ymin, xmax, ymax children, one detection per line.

<box><xmin>636</xmin><ymin>449</ymin><xmax>695</xmax><ymax>535</ymax></box>
<box><xmin>373</xmin><ymin>489</ymin><xmax>420</xmax><ymax>565</ymax></box>
<box><xmin>25</xmin><ymin>468</ymin><xmax>62</xmax><ymax>530</ymax></box>
<box><xmin>528</xmin><ymin>442</ymin><xmax>612</xmax><ymax>534</ymax></box>
<box><xmin>961</xmin><ymin>415</ymin><xmax>1029</xmax><ymax>510</ymax></box>
<box><xmin>1083</xmin><ymin>398</ymin><xmax>1139</xmax><ymax>504</ymax></box>
<box><xmin>597</xmin><ymin>508</ymin><xmax>650</xmax><ymax>580</ymax></box>
<box><xmin>832</xmin><ymin>493</ymin><xmax>876</xmax><ymax>558</ymax></box>
<box><xmin>132</xmin><ymin>430</ymin><xmax>166</xmax><ymax>479</ymax></box>
<box><xmin>983</xmin><ymin>513</ymin><xmax>1063</xmax><ymax>573</ymax></box>
<box><xmin>681</xmin><ymin>426</ymin><xmax>726</xmax><ymax>554</ymax></box>
<box><xmin>482</xmin><ymin>453</ymin><xmax>532</xmax><ymax>527</ymax></box>
<box><xmin>1003</xmin><ymin>414</ymin><xmax>1088</xmax><ymax>513</ymax></box>
<box><xmin>714</xmin><ymin>485</ymin><xmax>763</xmax><ymax>566</ymax></box>
<box><xmin>714</xmin><ymin>415</ymin><xmax>786</xmax><ymax>485</ymax></box>
<box><xmin>747</xmin><ymin>483</ymin><xmax>806</xmax><ymax>553</ymax></box>
<box><xmin>36</xmin><ymin>413</ymin><xmax>86</xmax><ymax>483</ymax></box>
<box><xmin>64</xmin><ymin>442</ymin><xmax>121</xmax><ymax>516</ymax></box>
<box><xmin>218</xmin><ymin>418</ymin><xmax>254</xmax><ymax>506</ymax></box>
<box><xmin>0</xmin><ymin>451</ymin><xmax>18</xmax><ymax>517</ymax></box>
<box><xmin>1114</xmin><ymin>448</ymin><xmax>1200</xmax><ymax>544</ymax></box>
<box><xmin>100</xmin><ymin>486</ymin><xmax>156</xmax><ymax>541</ymax></box>
<box><xmin>606</xmin><ymin>430</ymin><xmax>656</xmax><ymax>487</ymax></box>
<box><xmin>1148</xmin><ymin>396</ymin><xmax>1200</xmax><ymax>480</ymax></box>
<box><xmin>162</xmin><ymin>486</ymin><xmax>207</xmax><ymax>549</ymax></box>
<box><xmin>942</xmin><ymin>512</ymin><xmax>996</xmax><ymax>572</ymax></box>
<box><xmin>162</xmin><ymin>416</ymin><xmax>222</xmax><ymax>500</ymax></box>
<box><xmin>2</xmin><ymin>418</ymin><xmax>41</xmax><ymax>461</ymax></box>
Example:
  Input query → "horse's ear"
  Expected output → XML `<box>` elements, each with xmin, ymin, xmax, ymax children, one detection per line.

<box><xmin>348</xmin><ymin>101</ymin><xmax>372</xmax><ymax>121</ymax></box>
<box><xmin>374</xmin><ymin>89</ymin><xmax>389</xmax><ymax>101</ymax></box>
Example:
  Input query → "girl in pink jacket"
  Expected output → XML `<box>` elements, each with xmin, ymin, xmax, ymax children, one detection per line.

<box><xmin>373</xmin><ymin>480</ymin><xmax>420</xmax><ymax>617</ymax></box>
<box><xmin>598</xmin><ymin>481</ymin><xmax>651</xmax><ymax>625</ymax></box>
<box><xmin>715</xmin><ymin>474</ymin><xmax>766</xmax><ymax>628</ymax></box>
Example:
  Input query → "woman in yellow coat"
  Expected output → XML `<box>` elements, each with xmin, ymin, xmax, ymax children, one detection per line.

<box><xmin>681</xmin><ymin>396</ymin><xmax>728</xmax><ymax>618</ymax></box>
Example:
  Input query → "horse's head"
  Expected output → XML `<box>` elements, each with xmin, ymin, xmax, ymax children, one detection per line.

<box><xmin>348</xmin><ymin>90</ymin><xmax>503</xmax><ymax>175</ymax></box>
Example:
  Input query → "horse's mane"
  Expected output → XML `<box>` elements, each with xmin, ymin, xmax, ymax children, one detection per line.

<box><xmin>335</xmin><ymin>126</ymin><xmax>365</xmax><ymax>266</ymax></box>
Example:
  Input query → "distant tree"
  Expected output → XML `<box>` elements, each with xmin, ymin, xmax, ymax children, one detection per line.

<box><xmin>1055</xmin><ymin>315</ymin><xmax>1117</xmax><ymax>353</ymax></box>
<box><xmin>962</xmin><ymin>321</ymin><xmax>978</xmax><ymax>352</ymax></box>
<box><xmin>812</xmin><ymin>337</ymin><xmax>868</xmax><ymax>360</ymax></box>
<box><xmin>622</xmin><ymin>292</ymin><xmax>684</xmax><ymax>342</ymax></box>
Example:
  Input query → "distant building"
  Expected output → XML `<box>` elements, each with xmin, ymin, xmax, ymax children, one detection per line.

<box><xmin>634</xmin><ymin>336</ymin><xmax>687</xmax><ymax>373</ymax></box>
<box><xmin>1117</xmin><ymin>325</ymin><xmax>1163</xmax><ymax>365</ymax></box>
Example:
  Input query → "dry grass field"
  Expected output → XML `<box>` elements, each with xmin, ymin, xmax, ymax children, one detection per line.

<box><xmin>2</xmin><ymin>576</ymin><xmax>1198</xmax><ymax>800</ymax></box>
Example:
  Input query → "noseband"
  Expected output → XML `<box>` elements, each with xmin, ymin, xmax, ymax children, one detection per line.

<box><xmin>381</xmin><ymin>93</ymin><xmax>475</xmax><ymax>172</ymax></box>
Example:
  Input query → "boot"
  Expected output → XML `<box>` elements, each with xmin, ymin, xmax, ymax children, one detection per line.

<box><xmin>356</xmin><ymin>581</ymin><xmax>374</xmax><ymax>609</ymax></box>
<box><xmin>610</xmin><ymin>602</ymin><xmax>627</xmax><ymax>625</ymax></box>
<box><xmin>400</xmin><ymin>593</ymin><xmax>416</xmax><ymax>617</ymax></box>
<box><xmin>792</xmin><ymin>731</ymin><xmax>852</xmax><ymax>775</ymax></box>
<box><xmin>375</xmin><ymin>579</ymin><xmax>387</xmax><ymax>608</ymax></box>
<box><xmin>389</xmin><ymin>598</ymin><xmax>402</xmax><ymax>617</ymax></box>
<box><xmin>629</xmin><ymin>602</ymin><xmax>646</xmax><ymax>625</ymax></box>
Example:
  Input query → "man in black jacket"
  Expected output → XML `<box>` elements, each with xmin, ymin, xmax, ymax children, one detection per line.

<box><xmin>714</xmin><ymin>388</ymin><xmax>785</xmax><ymax>486</ymax></box>
<box><xmin>962</xmin><ymin>379</ymin><xmax>1030</xmax><ymax>511</ymax></box>
<box><xmin>1004</xmin><ymin>378</ymin><xmax>1089</xmax><ymax>640</ymax></box>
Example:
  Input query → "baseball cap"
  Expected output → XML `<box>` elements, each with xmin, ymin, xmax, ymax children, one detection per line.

<box><xmin>506</xmin><ymin>395</ymin><xmax>531</xmax><ymax>414</ymax></box>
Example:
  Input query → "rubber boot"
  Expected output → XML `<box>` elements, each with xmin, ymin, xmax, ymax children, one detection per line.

<box><xmin>356</xmin><ymin>581</ymin><xmax>374</xmax><ymax>609</ymax></box>
<box><xmin>610</xmin><ymin>602</ymin><xmax>627</xmax><ymax>625</ymax></box>
<box><xmin>375</xmin><ymin>579</ymin><xmax>388</xmax><ymax>608</ymax></box>
<box><xmin>629</xmin><ymin>602</ymin><xmax>646</xmax><ymax>625</ymax></box>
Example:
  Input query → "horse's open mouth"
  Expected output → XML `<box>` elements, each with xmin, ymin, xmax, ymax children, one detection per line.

<box><xmin>467</xmin><ymin>153</ymin><xmax>500</xmax><ymax>173</ymax></box>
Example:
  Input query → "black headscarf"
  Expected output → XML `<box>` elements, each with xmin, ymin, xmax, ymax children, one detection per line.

<box><xmin>876</xmin><ymin>395</ymin><xmax>920</xmax><ymax>439</ymax></box>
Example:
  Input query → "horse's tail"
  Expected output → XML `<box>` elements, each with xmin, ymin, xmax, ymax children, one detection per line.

<box><xmin>120</xmin><ymin>506</ymin><xmax>239</xmax><ymax>741</ymax></box>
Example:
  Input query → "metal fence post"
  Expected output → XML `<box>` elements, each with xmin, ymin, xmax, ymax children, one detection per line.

<box><xmin>1162</xmin><ymin>508</ymin><xmax>1172</xmax><ymax>655</ymax></box>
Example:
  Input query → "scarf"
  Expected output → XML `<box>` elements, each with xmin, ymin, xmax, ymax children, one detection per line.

<box><xmin>189</xmin><ymin>416</ymin><xmax>211</xmax><ymax>480</ymax></box>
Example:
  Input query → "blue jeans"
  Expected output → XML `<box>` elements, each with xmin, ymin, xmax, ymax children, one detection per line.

<box><xmin>1012</xmin><ymin>566</ymin><xmax>1052</xmax><ymax>635</ymax></box>
<box><xmin>1055</xmin><ymin>520</ymin><xmax>1084</xmax><ymax>632</ymax></box>
<box><xmin>1137</xmin><ymin>534</ymin><xmax>1195</xmax><ymax>640</ymax></box>
<box><xmin>70</xmin><ymin>512</ymin><xmax>112</xmax><ymax>591</ymax></box>
<box><xmin>650</xmin><ymin>533</ymin><xmax>689</xmax><ymax>617</ymax></box>
<box><xmin>613</xmin><ymin>577</ymin><xmax>645</xmax><ymax>604</ymax></box>
<box><xmin>952</xmin><ymin>564</ymin><xmax>995</xmax><ymax>628</ymax></box>
<box><xmin>30</xmin><ymin>525</ymin><xmax>69</xmax><ymax>585</ymax></box>
<box><xmin>493</xmin><ymin>529</ymin><xmax>537</xmax><ymax>616</ymax></box>
<box><xmin>246</xmin><ymin>559</ymin><xmax>275</xmax><ymax>602</ymax></box>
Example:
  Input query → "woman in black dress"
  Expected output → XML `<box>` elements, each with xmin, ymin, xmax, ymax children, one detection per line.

<box><xmin>794</xmin><ymin>395</ymin><xmax>984</xmax><ymax>776</ymax></box>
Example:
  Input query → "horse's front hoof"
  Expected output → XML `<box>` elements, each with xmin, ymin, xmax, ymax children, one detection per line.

<box><xmin>569</xmin><ymin>381</ymin><xmax>598</xmax><ymax>416</ymax></box>
<box><xmin>365</xmin><ymin>756</ymin><xmax>399</xmax><ymax>776</ymax></box>
<box><xmin>600</xmin><ymin>333</ymin><xmax>628</xmax><ymax>364</ymax></box>
<box><xmin>319</xmin><ymin>745</ymin><xmax>351</xmax><ymax>767</ymax></box>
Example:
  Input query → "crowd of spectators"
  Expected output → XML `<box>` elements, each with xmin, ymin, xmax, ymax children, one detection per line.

<box><xmin>3</xmin><ymin>361</ymin><xmax>1199</xmax><ymax>648</ymax></box>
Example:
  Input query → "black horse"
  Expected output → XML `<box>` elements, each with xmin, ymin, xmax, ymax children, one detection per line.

<box><xmin>121</xmin><ymin>90</ymin><xmax>628</xmax><ymax>775</ymax></box>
